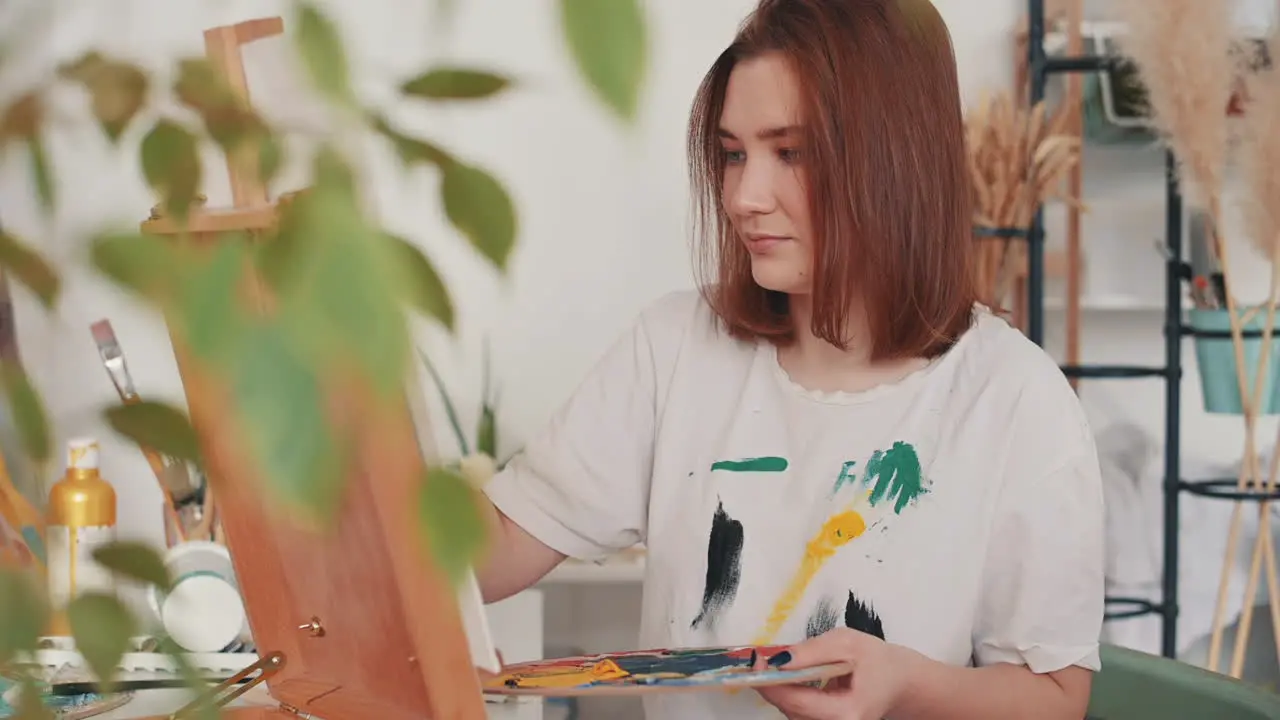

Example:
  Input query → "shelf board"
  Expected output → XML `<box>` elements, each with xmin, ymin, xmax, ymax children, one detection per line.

<box><xmin>1044</xmin><ymin>294</ymin><xmax>1181</xmax><ymax>312</ymax></box>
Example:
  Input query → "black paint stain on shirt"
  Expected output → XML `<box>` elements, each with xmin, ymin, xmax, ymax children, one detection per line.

<box><xmin>844</xmin><ymin>591</ymin><xmax>885</xmax><ymax>640</ymax></box>
<box><xmin>805</xmin><ymin>598</ymin><xmax>841</xmax><ymax>638</ymax></box>
<box><xmin>690</xmin><ymin>499</ymin><xmax>744</xmax><ymax>631</ymax></box>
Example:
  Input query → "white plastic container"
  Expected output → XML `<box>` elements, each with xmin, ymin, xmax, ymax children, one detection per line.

<box><xmin>148</xmin><ymin>541</ymin><xmax>249</xmax><ymax>653</ymax></box>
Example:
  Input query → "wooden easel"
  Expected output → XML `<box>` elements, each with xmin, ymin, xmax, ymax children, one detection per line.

<box><xmin>140</xmin><ymin>18</ymin><xmax>488</xmax><ymax>719</ymax></box>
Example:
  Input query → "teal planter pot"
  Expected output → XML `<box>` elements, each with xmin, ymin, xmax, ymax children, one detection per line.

<box><xmin>1189</xmin><ymin>307</ymin><xmax>1280</xmax><ymax>416</ymax></box>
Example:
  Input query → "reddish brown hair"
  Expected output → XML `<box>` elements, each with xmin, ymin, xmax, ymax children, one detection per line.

<box><xmin>688</xmin><ymin>0</ymin><xmax>976</xmax><ymax>361</ymax></box>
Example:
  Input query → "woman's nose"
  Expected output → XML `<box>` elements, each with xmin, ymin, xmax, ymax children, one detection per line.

<box><xmin>727</xmin><ymin>159</ymin><xmax>777</xmax><ymax>216</ymax></box>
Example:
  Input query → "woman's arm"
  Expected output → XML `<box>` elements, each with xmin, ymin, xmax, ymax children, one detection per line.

<box><xmin>474</xmin><ymin>497</ymin><xmax>566</xmax><ymax>603</ymax></box>
<box><xmin>893</xmin><ymin>653</ymin><xmax>1091</xmax><ymax>720</ymax></box>
<box><xmin>468</xmin><ymin>294</ymin><xmax>691</xmax><ymax>602</ymax></box>
<box><xmin>755</xmin><ymin>629</ymin><xmax>1091</xmax><ymax>720</ymax></box>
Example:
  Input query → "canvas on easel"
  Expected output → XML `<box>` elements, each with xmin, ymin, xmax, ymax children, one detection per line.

<box><xmin>138</xmin><ymin>17</ymin><xmax>494</xmax><ymax>720</ymax></box>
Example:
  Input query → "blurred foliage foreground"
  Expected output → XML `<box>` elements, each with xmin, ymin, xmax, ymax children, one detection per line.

<box><xmin>0</xmin><ymin>0</ymin><xmax>648</xmax><ymax>714</ymax></box>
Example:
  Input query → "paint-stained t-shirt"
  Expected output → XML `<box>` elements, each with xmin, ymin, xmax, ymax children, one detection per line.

<box><xmin>483</xmin><ymin>290</ymin><xmax>1104</xmax><ymax>719</ymax></box>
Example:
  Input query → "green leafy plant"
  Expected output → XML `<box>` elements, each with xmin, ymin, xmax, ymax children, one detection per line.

<box><xmin>0</xmin><ymin>0</ymin><xmax>647</xmax><ymax>710</ymax></box>
<box><xmin>419</xmin><ymin>339</ymin><xmax>502</xmax><ymax>463</ymax></box>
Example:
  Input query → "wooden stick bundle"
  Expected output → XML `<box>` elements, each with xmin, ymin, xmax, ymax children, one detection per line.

<box><xmin>965</xmin><ymin>91</ymin><xmax>1081</xmax><ymax>309</ymax></box>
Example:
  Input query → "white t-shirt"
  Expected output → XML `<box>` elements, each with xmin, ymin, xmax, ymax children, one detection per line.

<box><xmin>484</xmin><ymin>290</ymin><xmax>1104</xmax><ymax>719</ymax></box>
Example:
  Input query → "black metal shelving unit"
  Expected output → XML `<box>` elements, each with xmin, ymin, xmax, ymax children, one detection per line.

<box><xmin>1025</xmin><ymin>0</ymin><xmax>1184</xmax><ymax>659</ymax></box>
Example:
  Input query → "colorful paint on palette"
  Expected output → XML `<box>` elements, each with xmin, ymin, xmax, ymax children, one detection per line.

<box><xmin>710</xmin><ymin>457</ymin><xmax>789</xmax><ymax>473</ymax></box>
<box><xmin>484</xmin><ymin>645</ymin><xmax>846</xmax><ymax>694</ymax></box>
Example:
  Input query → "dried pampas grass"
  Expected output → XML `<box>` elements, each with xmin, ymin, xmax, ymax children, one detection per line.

<box><xmin>965</xmin><ymin>91</ymin><xmax>1080</xmax><ymax>307</ymax></box>
<box><xmin>1113</xmin><ymin>0</ymin><xmax>1237</xmax><ymax>208</ymax></box>
<box><xmin>1239</xmin><ymin>36</ymin><xmax>1280</xmax><ymax>265</ymax></box>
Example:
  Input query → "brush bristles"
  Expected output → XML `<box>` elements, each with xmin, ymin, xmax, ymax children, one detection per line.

<box><xmin>1114</xmin><ymin>0</ymin><xmax>1237</xmax><ymax>209</ymax></box>
<box><xmin>1238</xmin><ymin>32</ymin><xmax>1280</xmax><ymax>266</ymax></box>
<box><xmin>89</xmin><ymin>318</ymin><xmax>117</xmax><ymax>347</ymax></box>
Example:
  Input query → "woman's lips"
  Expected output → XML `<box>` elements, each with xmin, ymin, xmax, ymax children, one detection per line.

<box><xmin>745</xmin><ymin>235</ymin><xmax>791</xmax><ymax>253</ymax></box>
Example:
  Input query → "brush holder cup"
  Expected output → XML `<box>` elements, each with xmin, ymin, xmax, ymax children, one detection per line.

<box><xmin>1189</xmin><ymin>307</ymin><xmax>1280</xmax><ymax>415</ymax></box>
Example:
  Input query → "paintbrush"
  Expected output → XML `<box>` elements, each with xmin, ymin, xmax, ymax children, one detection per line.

<box><xmin>89</xmin><ymin>320</ymin><xmax>203</xmax><ymax>513</ymax></box>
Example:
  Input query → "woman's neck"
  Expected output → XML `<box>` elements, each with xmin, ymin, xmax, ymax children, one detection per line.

<box><xmin>780</xmin><ymin>293</ymin><xmax>929</xmax><ymax>394</ymax></box>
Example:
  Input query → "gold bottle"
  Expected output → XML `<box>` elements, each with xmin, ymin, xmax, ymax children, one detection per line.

<box><xmin>46</xmin><ymin>437</ymin><xmax>117</xmax><ymax>636</ymax></box>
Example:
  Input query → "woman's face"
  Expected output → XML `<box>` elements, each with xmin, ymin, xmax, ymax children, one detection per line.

<box><xmin>718</xmin><ymin>52</ymin><xmax>814</xmax><ymax>295</ymax></box>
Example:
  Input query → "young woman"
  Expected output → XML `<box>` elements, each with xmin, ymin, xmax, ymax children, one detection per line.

<box><xmin>476</xmin><ymin>0</ymin><xmax>1104</xmax><ymax>718</ymax></box>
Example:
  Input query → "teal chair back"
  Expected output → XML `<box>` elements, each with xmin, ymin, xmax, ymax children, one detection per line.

<box><xmin>1088</xmin><ymin>644</ymin><xmax>1280</xmax><ymax>719</ymax></box>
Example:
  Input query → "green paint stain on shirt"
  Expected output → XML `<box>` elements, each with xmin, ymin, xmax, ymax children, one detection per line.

<box><xmin>832</xmin><ymin>461</ymin><xmax>858</xmax><ymax>494</ymax></box>
<box><xmin>710</xmin><ymin>457</ymin><xmax>789</xmax><ymax>473</ymax></box>
<box><xmin>864</xmin><ymin>441</ymin><xmax>927</xmax><ymax>514</ymax></box>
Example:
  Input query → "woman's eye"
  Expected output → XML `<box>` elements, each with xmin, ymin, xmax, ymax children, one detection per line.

<box><xmin>778</xmin><ymin>147</ymin><xmax>802</xmax><ymax>163</ymax></box>
<box><xmin>723</xmin><ymin>149</ymin><xmax>746</xmax><ymax>164</ymax></box>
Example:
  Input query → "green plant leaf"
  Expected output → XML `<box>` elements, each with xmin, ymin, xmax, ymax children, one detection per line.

<box><xmin>382</xmin><ymin>234</ymin><xmax>453</xmax><ymax>329</ymax></box>
<box><xmin>401</xmin><ymin>68</ymin><xmax>511</xmax><ymax>100</ymax></box>
<box><xmin>233</xmin><ymin>321</ymin><xmax>343</xmax><ymax>525</ymax></box>
<box><xmin>1</xmin><ymin>362</ymin><xmax>49</xmax><ymax>463</ymax></box>
<box><xmin>89</xmin><ymin>231</ymin><xmax>178</xmax><ymax>304</ymax></box>
<box><xmin>477</xmin><ymin>339</ymin><xmax>496</xmax><ymax>456</ymax></box>
<box><xmin>92</xmin><ymin>541</ymin><xmax>172</xmax><ymax>590</ymax></box>
<box><xmin>306</xmin><ymin>236</ymin><xmax>408</xmax><ymax>398</ymax></box>
<box><xmin>27</xmin><ymin>136</ymin><xmax>54</xmax><ymax>212</ymax></box>
<box><xmin>15</xmin><ymin>677</ymin><xmax>55</xmax><ymax>720</ymax></box>
<box><xmin>174</xmin><ymin>57</ymin><xmax>280</xmax><ymax>194</ymax></box>
<box><xmin>295</xmin><ymin>3</ymin><xmax>353</xmax><ymax>104</ymax></box>
<box><xmin>371</xmin><ymin>116</ymin><xmax>451</xmax><ymax>167</ymax></box>
<box><xmin>103</xmin><ymin>401</ymin><xmax>201</xmax><ymax>464</ymax></box>
<box><xmin>67</xmin><ymin>593</ymin><xmax>136</xmax><ymax>690</ymax></box>
<box><xmin>418</xmin><ymin>467</ymin><xmax>486</xmax><ymax>584</ymax></box>
<box><xmin>476</xmin><ymin>404</ymin><xmax>496</xmax><ymax>458</ymax></box>
<box><xmin>60</xmin><ymin>53</ymin><xmax>149</xmax><ymax>142</ymax></box>
<box><xmin>150</xmin><ymin>638</ymin><xmax>218</xmax><ymax>719</ymax></box>
<box><xmin>559</xmin><ymin>0</ymin><xmax>647</xmax><ymax>121</ymax></box>
<box><xmin>155</xmin><ymin>640</ymin><xmax>219</xmax><ymax>720</ymax></box>
<box><xmin>418</xmin><ymin>349</ymin><xmax>468</xmax><ymax>457</ymax></box>
<box><xmin>258</xmin><ymin>133</ymin><xmax>284</xmax><ymax>186</ymax></box>
<box><xmin>178</xmin><ymin>235</ymin><xmax>249</xmax><ymax>362</ymax></box>
<box><xmin>0</xmin><ymin>92</ymin><xmax>40</xmax><ymax>145</ymax></box>
<box><xmin>0</xmin><ymin>231</ymin><xmax>59</xmax><ymax>309</ymax></box>
<box><xmin>139</xmin><ymin>120</ymin><xmax>202</xmax><ymax>223</ymax></box>
<box><xmin>272</xmin><ymin>151</ymin><xmax>409</xmax><ymax>398</ymax></box>
<box><xmin>0</xmin><ymin>568</ymin><xmax>48</xmax><ymax>665</ymax></box>
<box><xmin>172</xmin><ymin>58</ymin><xmax>235</xmax><ymax>111</ymax></box>
<box><xmin>440</xmin><ymin>162</ymin><xmax>515</xmax><ymax>269</ymax></box>
<box><xmin>2</xmin><ymin>95</ymin><xmax>55</xmax><ymax>212</ymax></box>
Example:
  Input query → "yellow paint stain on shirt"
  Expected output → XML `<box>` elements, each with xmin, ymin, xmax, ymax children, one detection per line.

<box><xmin>753</xmin><ymin>507</ymin><xmax>868</xmax><ymax>645</ymax></box>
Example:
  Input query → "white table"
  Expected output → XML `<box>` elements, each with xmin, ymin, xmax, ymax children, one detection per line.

<box><xmin>92</xmin><ymin>686</ymin><xmax>543</xmax><ymax>719</ymax></box>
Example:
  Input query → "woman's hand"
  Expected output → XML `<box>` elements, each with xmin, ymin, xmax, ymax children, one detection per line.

<box><xmin>754</xmin><ymin>628</ymin><xmax>922</xmax><ymax>720</ymax></box>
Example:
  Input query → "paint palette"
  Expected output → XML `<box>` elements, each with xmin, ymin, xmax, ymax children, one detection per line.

<box><xmin>482</xmin><ymin>645</ymin><xmax>852</xmax><ymax>697</ymax></box>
